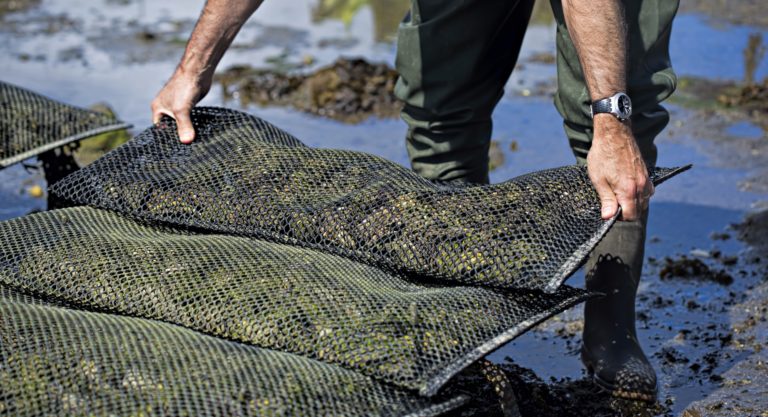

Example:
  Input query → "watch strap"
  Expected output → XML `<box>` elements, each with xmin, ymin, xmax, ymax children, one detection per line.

<box><xmin>591</xmin><ymin>98</ymin><xmax>613</xmax><ymax>116</ymax></box>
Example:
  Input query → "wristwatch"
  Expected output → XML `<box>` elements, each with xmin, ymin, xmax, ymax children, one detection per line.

<box><xmin>590</xmin><ymin>92</ymin><xmax>632</xmax><ymax>121</ymax></box>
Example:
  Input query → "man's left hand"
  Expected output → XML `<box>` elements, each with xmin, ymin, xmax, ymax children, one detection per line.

<box><xmin>587</xmin><ymin>115</ymin><xmax>654</xmax><ymax>222</ymax></box>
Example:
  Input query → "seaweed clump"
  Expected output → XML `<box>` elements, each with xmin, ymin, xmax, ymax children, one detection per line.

<box><xmin>216</xmin><ymin>58</ymin><xmax>401</xmax><ymax>123</ymax></box>
<box><xmin>659</xmin><ymin>256</ymin><xmax>734</xmax><ymax>286</ymax></box>
<box><xmin>717</xmin><ymin>78</ymin><xmax>768</xmax><ymax>114</ymax></box>
<box><xmin>717</xmin><ymin>33</ymin><xmax>768</xmax><ymax>115</ymax></box>
<box><xmin>442</xmin><ymin>359</ymin><xmax>667</xmax><ymax>417</ymax></box>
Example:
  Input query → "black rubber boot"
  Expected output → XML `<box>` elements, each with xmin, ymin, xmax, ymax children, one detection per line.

<box><xmin>581</xmin><ymin>211</ymin><xmax>658</xmax><ymax>401</ymax></box>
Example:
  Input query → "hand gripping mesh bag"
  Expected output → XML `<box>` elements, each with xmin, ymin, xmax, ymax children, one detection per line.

<box><xmin>0</xmin><ymin>207</ymin><xmax>593</xmax><ymax>396</ymax></box>
<box><xmin>0</xmin><ymin>80</ymin><xmax>131</xmax><ymax>168</ymax></box>
<box><xmin>51</xmin><ymin>107</ymin><xmax>689</xmax><ymax>292</ymax></box>
<box><xmin>0</xmin><ymin>285</ymin><xmax>466</xmax><ymax>417</ymax></box>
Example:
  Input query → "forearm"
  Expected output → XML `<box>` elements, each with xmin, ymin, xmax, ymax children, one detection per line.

<box><xmin>561</xmin><ymin>0</ymin><xmax>627</xmax><ymax>102</ymax></box>
<box><xmin>562</xmin><ymin>0</ymin><xmax>653</xmax><ymax>221</ymax></box>
<box><xmin>176</xmin><ymin>0</ymin><xmax>264</xmax><ymax>79</ymax></box>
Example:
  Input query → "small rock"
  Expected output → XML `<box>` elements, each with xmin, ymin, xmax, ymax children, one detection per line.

<box><xmin>27</xmin><ymin>185</ymin><xmax>44</xmax><ymax>198</ymax></box>
<box><xmin>690</xmin><ymin>248</ymin><xmax>711</xmax><ymax>258</ymax></box>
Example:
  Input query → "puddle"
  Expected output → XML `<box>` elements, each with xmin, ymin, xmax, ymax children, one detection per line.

<box><xmin>670</xmin><ymin>14</ymin><xmax>768</xmax><ymax>82</ymax></box>
<box><xmin>724</xmin><ymin>121</ymin><xmax>765</xmax><ymax>139</ymax></box>
<box><xmin>0</xmin><ymin>1</ymin><xmax>767</xmax><ymax>415</ymax></box>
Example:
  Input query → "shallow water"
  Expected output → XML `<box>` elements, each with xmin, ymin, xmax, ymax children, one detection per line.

<box><xmin>1</xmin><ymin>1</ymin><xmax>766</xmax><ymax>415</ymax></box>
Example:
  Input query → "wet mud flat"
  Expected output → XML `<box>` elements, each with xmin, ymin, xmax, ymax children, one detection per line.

<box><xmin>666</xmin><ymin>30</ymin><xmax>767</xmax><ymax>194</ymax></box>
<box><xmin>679</xmin><ymin>0</ymin><xmax>768</xmax><ymax>28</ymax></box>
<box><xmin>440</xmin><ymin>214</ymin><xmax>768</xmax><ymax>417</ymax></box>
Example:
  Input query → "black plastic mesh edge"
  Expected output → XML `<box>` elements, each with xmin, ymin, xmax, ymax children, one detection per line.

<box><xmin>0</xmin><ymin>122</ymin><xmax>133</xmax><ymax>168</ymax></box>
<box><xmin>543</xmin><ymin>164</ymin><xmax>693</xmax><ymax>293</ymax></box>
<box><xmin>406</xmin><ymin>396</ymin><xmax>469</xmax><ymax>417</ymax></box>
<box><xmin>421</xmin><ymin>288</ymin><xmax>599</xmax><ymax>396</ymax></box>
<box><xmin>0</xmin><ymin>284</ymin><xmax>469</xmax><ymax>417</ymax></box>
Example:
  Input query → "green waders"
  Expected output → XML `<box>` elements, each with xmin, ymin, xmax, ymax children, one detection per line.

<box><xmin>395</xmin><ymin>0</ymin><xmax>679</xmax><ymax>400</ymax></box>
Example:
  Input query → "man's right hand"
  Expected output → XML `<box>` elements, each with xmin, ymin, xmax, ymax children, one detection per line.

<box><xmin>151</xmin><ymin>71</ymin><xmax>212</xmax><ymax>144</ymax></box>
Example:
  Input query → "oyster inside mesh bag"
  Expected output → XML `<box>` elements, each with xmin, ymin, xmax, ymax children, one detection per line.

<box><xmin>51</xmin><ymin>107</ymin><xmax>689</xmax><ymax>292</ymax></box>
<box><xmin>0</xmin><ymin>207</ymin><xmax>594</xmax><ymax>396</ymax></box>
<box><xmin>0</xmin><ymin>80</ymin><xmax>131</xmax><ymax>168</ymax></box>
<box><xmin>0</xmin><ymin>286</ymin><xmax>466</xmax><ymax>417</ymax></box>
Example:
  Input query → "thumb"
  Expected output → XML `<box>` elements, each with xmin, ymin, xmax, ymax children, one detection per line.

<box><xmin>594</xmin><ymin>180</ymin><xmax>619</xmax><ymax>220</ymax></box>
<box><xmin>175</xmin><ymin>110</ymin><xmax>196</xmax><ymax>144</ymax></box>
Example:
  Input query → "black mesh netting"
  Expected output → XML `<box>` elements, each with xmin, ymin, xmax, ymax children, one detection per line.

<box><xmin>0</xmin><ymin>285</ymin><xmax>467</xmax><ymax>417</ymax></box>
<box><xmin>0</xmin><ymin>80</ymin><xmax>131</xmax><ymax>168</ymax></box>
<box><xmin>51</xmin><ymin>107</ymin><xmax>689</xmax><ymax>292</ymax></box>
<box><xmin>0</xmin><ymin>207</ymin><xmax>593</xmax><ymax>397</ymax></box>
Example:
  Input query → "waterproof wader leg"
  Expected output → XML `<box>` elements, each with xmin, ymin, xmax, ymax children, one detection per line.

<box><xmin>549</xmin><ymin>0</ymin><xmax>680</xmax><ymax>401</ymax></box>
<box><xmin>395</xmin><ymin>0</ymin><xmax>536</xmax><ymax>184</ymax></box>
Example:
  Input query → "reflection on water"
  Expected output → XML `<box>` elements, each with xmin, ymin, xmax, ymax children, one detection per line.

<box><xmin>530</xmin><ymin>0</ymin><xmax>554</xmax><ymax>26</ymax></box>
<box><xmin>0</xmin><ymin>0</ymin><xmax>40</xmax><ymax>16</ymax></box>
<box><xmin>312</xmin><ymin>0</ymin><xmax>409</xmax><ymax>43</ymax></box>
<box><xmin>311</xmin><ymin>0</ymin><xmax>554</xmax><ymax>43</ymax></box>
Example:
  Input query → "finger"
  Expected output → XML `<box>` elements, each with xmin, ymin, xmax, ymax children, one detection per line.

<box><xmin>619</xmin><ymin>192</ymin><xmax>638</xmax><ymax>221</ymax></box>
<box><xmin>151</xmin><ymin>101</ymin><xmax>166</xmax><ymax>125</ymax></box>
<box><xmin>174</xmin><ymin>110</ymin><xmax>196</xmax><ymax>144</ymax></box>
<box><xmin>152</xmin><ymin>107</ymin><xmax>167</xmax><ymax>125</ymax></box>
<box><xmin>641</xmin><ymin>182</ymin><xmax>654</xmax><ymax>212</ymax></box>
<box><xmin>594</xmin><ymin>180</ymin><xmax>619</xmax><ymax>220</ymax></box>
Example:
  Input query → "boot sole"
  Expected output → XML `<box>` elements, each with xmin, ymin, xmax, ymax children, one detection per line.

<box><xmin>580</xmin><ymin>348</ymin><xmax>657</xmax><ymax>402</ymax></box>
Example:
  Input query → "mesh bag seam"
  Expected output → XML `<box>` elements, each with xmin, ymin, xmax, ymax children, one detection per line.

<box><xmin>0</xmin><ymin>122</ymin><xmax>133</xmax><ymax>168</ymax></box>
<box><xmin>0</xmin><ymin>206</ymin><xmax>594</xmax><ymax>396</ymax></box>
<box><xmin>49</xmin><ymin>106</ymin><xmax>691</xmax><ymax>293</ymax></box>
<box><xmin>545</xmin><ymin>164</ymin><xmax>692</xmax><ymax>292</ymax></box>
<box><xmin>0</xmin><ymin>80</ymin><xmax>132</xmax><ymax>168</ymax></box>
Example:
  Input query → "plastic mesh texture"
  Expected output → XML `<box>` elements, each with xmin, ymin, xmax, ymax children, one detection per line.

<box><xmin>0</xmin><ymin>80</ymin><xmax>131</xmax><ymax>168</ymax></box>
<box><xmin>0</xmin><ymin>207</ymin><xmax>593</xmax><ymax>396</ymax></box>
<box><xmin>51</xmin><ymin>107</ymin><xmax>690</xmax><ymax>292</ymax></box>
<box><xmin>0</xmin><ymin>285</ymin><xmax>467</xmax><ymax>417</ymax></box>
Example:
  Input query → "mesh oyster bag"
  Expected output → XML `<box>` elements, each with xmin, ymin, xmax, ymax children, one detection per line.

<box><xmin>0</xmin><ymin>80</ymin><xmax>131</xmax><ymax>168</ymax></box>
<box><xmin>0</xmin><ymin>207</ymin><xmax>593</xmax><ymax>396</ymax></box>
<box><xmin>51</xmin><ymin>107</ymin><xmax>689</xmax><ymax>292</ymax></box>
<box><xmin>0</xmin><ymin>286</ymin><xmax>466</xmax><ymax>417</ymax></box>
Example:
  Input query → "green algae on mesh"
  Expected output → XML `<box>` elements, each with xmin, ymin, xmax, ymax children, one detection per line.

<box><xmin>0</xmin><ymin>207</ymin><xmax>591</xmax><ymax>393</ymax></box>
<box><xmin>182</xmin><ymin>157</ymin><xmax>547</xmax><ymax>287</ymax></box>
<box><xmin>0</xmin><ymin>106</ymin><xmax>106</xmax><ymax>159</ymax></box>
<box><xmin>0</xmin><ymin>295</ymin><xmax>458</xmax><ymax>417</ymax></box>
<box><xmin>50</xmin><ymin>110</ymin><xmax>691</xmax><ymax>292</ymax></box>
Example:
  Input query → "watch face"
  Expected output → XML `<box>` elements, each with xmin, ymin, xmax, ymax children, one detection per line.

<box><xmin>617</xmin><ymin>94</ymin><xmax>632</xmax><ymax>119</ymax></box>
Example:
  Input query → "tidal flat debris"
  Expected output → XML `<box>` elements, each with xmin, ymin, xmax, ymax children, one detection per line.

<box><xmin>659</xmin><ymin>256</ymin><xmax>734</xmax><ymax>286</ymax></box>
<box><xmin>216</xmin><ymin>58</ymin><xmax>401</xmax><ymax>123</ymax></box>
<box><xmin>488</xmin><ymin>140</ymin><xmax>505</xmax><ymax>172</ymax></box>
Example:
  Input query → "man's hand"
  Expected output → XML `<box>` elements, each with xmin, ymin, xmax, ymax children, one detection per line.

<box><xmin>150</xmin><ymin>0</ymin><xmax>263</xmax><ymax>143</ymax></box>
<box><xmin>151</xmin><ymin>71</ymin><xmax>211</xmax><ymax>144</ymax></box>
<box><xmin>560</xmin><ymin>0</ymin><xmax>653</xmax><ymax>221</ymax></box>
<box><xmin>587</xmin><ymin>115</ymin><xmax>653</xmax><ymax>221</ymax></box>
